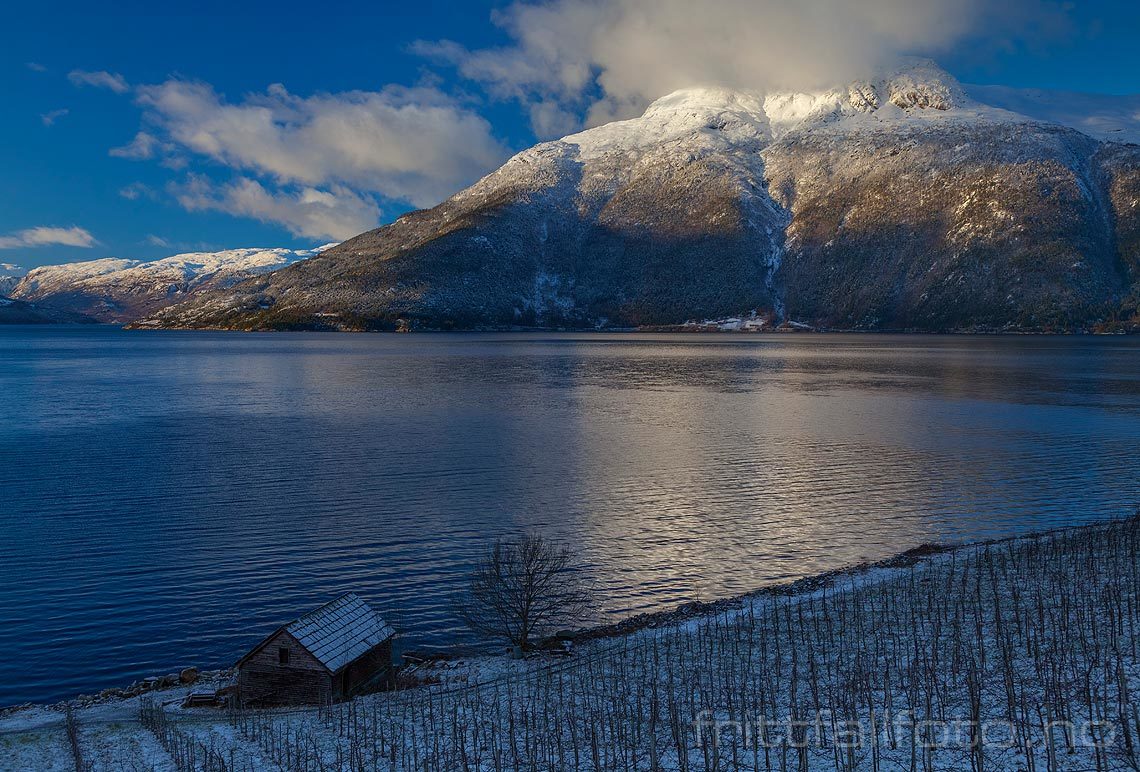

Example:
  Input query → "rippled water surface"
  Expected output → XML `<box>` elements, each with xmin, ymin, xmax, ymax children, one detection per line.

<box><xmin>2</xmin><ymin>327</ymin><xmax>1138</xmax><ymax>705</ymax></box>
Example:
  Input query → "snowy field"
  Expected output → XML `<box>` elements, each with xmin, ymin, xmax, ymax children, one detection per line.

<box><xmin>2</xmin><ymin>516</ymin><xmax>1138</xmax><ymax>771</ymax></box>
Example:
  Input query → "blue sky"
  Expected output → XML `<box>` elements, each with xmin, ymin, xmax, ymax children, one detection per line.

<box><xmin>1</xmin><ymin>0</ymin><xmax>1138</xmax><ymax>269</ymax></box>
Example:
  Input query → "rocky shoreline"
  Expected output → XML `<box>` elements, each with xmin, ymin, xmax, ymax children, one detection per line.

<box><xmin>0</xmin><ymin>668</ymin><xmax>232</xmax><ymax>720</ymax></box>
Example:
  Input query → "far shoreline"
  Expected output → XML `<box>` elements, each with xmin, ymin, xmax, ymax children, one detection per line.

<box><xmin>7</xmin><ymin>321</ymin><xmax>1134</xmax><ymax>335</ymax></box>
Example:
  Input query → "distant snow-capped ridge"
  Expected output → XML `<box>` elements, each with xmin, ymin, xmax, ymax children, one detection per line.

<box><xmin>11</xmin><ymin>245</ymin><xmax>334</xmax><ymax>323</ymax></box>
<box><xmin>964</xmin><ymin>83</ymin><xmax>1140</xmax><ymax>145</ymax></box>
<box><xmin>0</xmin><ymin>264</ymin><xmax>24</xmax><ymax>298</ymax></box>
<box><xmin>15</xmin><ymin>245</ymin><xmax>333</xmax><ymax>296</ymax></box>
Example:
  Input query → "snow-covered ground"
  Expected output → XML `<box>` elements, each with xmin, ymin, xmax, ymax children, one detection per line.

<box><xmin>3</xmin><ymin>516</ymin><xmax>1137</xmax><ymax>771</ymax></box>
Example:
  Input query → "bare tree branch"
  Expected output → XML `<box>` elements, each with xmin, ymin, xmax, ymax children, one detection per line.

<box><xmin>463</xmin><ymin>533</ymin><xmax>593</xmax><ymax>651</ymax></box>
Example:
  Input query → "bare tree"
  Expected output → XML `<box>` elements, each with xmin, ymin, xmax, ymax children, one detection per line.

<box><xmin>463</xmin><ymin>533</ymin><xmax>593</xmax><ymax>652</ymax></box>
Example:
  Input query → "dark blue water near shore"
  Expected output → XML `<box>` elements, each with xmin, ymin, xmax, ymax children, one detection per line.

<box><xmin>1</xmin><ymin>326</ymin><xmax>1138</xmax><ymax>705</ymax></box>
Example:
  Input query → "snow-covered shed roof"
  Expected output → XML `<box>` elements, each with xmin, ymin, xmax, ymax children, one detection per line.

<box><xmin>285</xmin><ymin>593</ymin><xmax>396</xmax><ymax>673</ymax></box>
<box><xmin>235</xmin><ymin>593</ymin><xmax>395</xmax><ymax>673</ymax></box>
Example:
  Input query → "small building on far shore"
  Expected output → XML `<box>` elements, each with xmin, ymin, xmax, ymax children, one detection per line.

<box><xmin>236</xmin><ymin>593</ymin><xmax>396</xmax><ymax>706</ymax></box>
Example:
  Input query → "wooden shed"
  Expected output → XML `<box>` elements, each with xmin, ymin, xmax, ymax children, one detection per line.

<box><xmin>236</xmin><ymin>593</ymin><xmax>396</xmax><ymax>706</ymax></box>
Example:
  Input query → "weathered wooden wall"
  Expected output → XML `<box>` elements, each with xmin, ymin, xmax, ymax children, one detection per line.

<box><xmin>342</xmin><ymin>639</ymin><xmax>393</xmax><ymax>697</ymax></box>
<box><xmin>238</xmin><ymin>630</ymin><xmax>332</xmax><ymax>706</ymax></box>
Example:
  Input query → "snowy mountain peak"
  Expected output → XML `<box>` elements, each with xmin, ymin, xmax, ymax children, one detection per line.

<box><xmin>560</xmin><ymin>88</ymin><xmax>772</xmax><ymax>160</ymax></box>
<box><xmin>528</xmin><ymin>59</ymin><xmax>976</xmax><ymax>164</ymax></box>
<box><xmin>641</xmin><ymin>87</ymin><xmax>767</xmax><ymax>117</ymax></box>
<box><xmin>638</xmin><ymin>58</ymin><xmax>966</xmax><ymax>121</ymax></box>
<box><xmin>867</xmin><ymin>58</ymin><xmax>967</xmax><ymax>111</ymax></box>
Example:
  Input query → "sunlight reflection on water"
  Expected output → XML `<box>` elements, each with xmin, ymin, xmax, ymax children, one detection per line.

<box><xmin>1</xmin><ymin>328</ymin><xmax>1138</xmax><ymax>704</ymax></box>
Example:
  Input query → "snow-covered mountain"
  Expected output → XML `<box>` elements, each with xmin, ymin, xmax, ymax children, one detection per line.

<box><xmin>11</xmin><ymin>246</ymin><xmax>333</xmax><ymax>323</ymax></box>
<box><xmin>0</xmin><ymin>263</ymin><xmax>24</xmax><ymax>298</ymax></box>
<box><xmin>133</xmin><ymin>60</ymin><xmax>1140</xmax><ymax>331</ymax></box>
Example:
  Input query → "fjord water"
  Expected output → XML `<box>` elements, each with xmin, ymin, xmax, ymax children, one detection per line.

<box><xmin>1</xmin><ymin>327</ymin><xmax>1138</xmax><ymax>706</ymax></box>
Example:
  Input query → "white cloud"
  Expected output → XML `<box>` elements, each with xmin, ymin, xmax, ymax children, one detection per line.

<box><xmin>134</xmin><ymin>80</ymin><xmax>510</xmax><ymax>209</ymax></box>
<box><xmin>171</xmin><ymin>175</ymin><xmax>381</xmax><ymax>241</ymax></box>
<box><xmin>145</xmin><ymin>234</ymin><xmax>170</xmax><ymax>247</ymax></box>
<box><xmin>119</xmin><ymin>182</ymin><xmax>157</xmax><ymax>200</ymax></box>
<box><xmin>40</xmin><ymin>108</ymin><xmax>69</xmax><ymax>127</ymax></box>
<box><xmin>0</xmin><ymin>226</ymin><xmax>98</xmax><ymax>249</ymax></box>
<box><xmin>528</xmin><ymin>100</ymin><xmax>581</xmax><ymax>138</ymax></box>
<box><xmin>110</xmin><ymin>131</ymin><xmax>171</xmax><ymax>160</ymax></box>
<box><xmin>26</xmin><ymin>62</ymin><xmax>47</xmax><ymax>73</ymax></box>
<box><xmin>68</xmin><ymin>69</ymin><xmax>130</xmax><ymax>94</ymax></box>
<box><xmin>419</xmin><ymin>0</ymin><xmax>1069</xmax><ymax>134</ymax></box>
<box><xmin>0</xmin><ymin>263</ymin><xmax>23</xmax><ymax>273</ymax></box>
